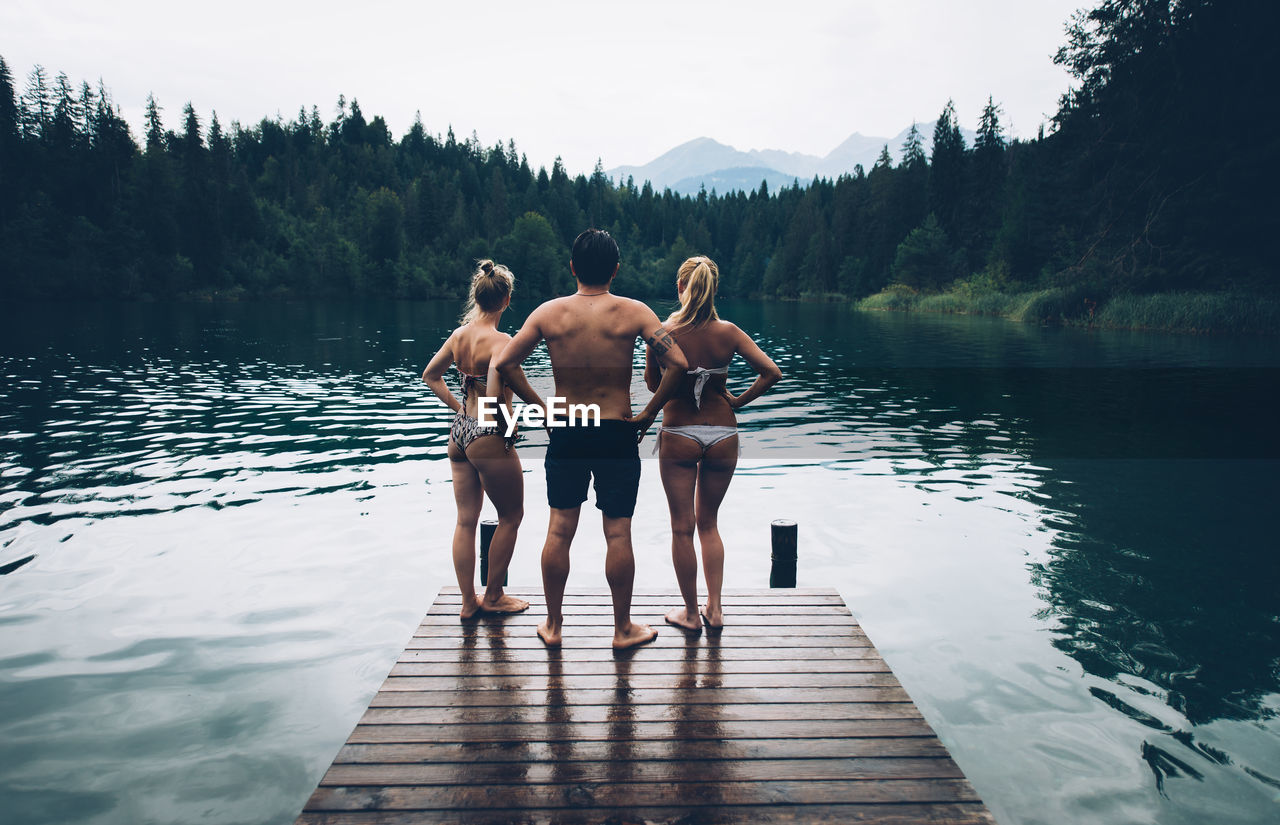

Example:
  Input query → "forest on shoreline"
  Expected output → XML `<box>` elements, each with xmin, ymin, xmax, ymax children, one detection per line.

<box><xmin>1</xmin><ymin>0</ymin><xmax>1275</xmax><ymax>333</ymax></box>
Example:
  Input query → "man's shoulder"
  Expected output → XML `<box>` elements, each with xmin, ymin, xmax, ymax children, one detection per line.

<box><xmin>619</xmin><ymin>295</ymin><xmax>652</xmax><ymax>310</ymax></box>
<box><xmin>527</xmin><ymin>296</ymin><xmax>570</xmax><ymax>318</ymax></box>
<box><xmin>614</xmin><ymin>295</ymin><xmax>657</xmax><ymax>320</ymax></box>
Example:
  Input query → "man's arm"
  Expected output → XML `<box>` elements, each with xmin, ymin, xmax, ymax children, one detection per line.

<box><xmin>488</xmin><ymin>308</ymin><xmax>545</xmax><ymax>398</ymax></box>
<box><xmin>643</xmin><ymin>335</ymin><xmax>662</xmax><ymax>392</ymax></box>
<box><xmin>625</xmin><ymin>308</ymin><xmax>688</xmax><ymax>440</ymax></box>
<box><xmin>499</xmin><ymin>364</ymin><xmax>546</xmax><ymax>410</ymax></box>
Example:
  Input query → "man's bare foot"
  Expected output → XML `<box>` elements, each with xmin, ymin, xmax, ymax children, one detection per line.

<box><xmin>480</xmin><ymin>594</ymin><xmax>531</xmax><ymax>614</ymax></box>
<box><xmin>613</xmin><ymin>622</ymin><xmax>658</xmax><ymax>650</ymax></box>
<box><xmin>700</xmin><ymin>604</ymin><xmax>724</xmax><ymax>629</ymax></box>
<box><xmin>459</xmin><ymin>598</ymin><xmax>482</xmax><ymax>620</ymax></box>
<box><xmin>536</xmin><ymin>619</ymin><xmax>562</xmax><ymax>647</ymax></box>
<box><xmin>664</xmin><ymin>607</ymin><xmax>702</xmax><ymax>632</ymax></box>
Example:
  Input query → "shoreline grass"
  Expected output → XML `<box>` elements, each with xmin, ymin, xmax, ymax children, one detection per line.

<box><xmin>857</xmin><ymin>286</ymin><xmax>1280</xmax><ymax>335</ymax></box>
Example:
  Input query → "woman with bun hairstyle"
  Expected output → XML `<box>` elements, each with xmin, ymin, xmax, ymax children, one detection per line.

<box><xmin>423</xmin><ymin>260</ymin><xmax>545</xmax><ymax>619</ymax></box>
<box><xmin>644</xmin><ymin>256</ymin><xmax>782</xmax><ymax>629</ymax></box>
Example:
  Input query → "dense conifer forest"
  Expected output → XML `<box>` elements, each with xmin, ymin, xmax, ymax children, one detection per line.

<box><xmin>1</xmin><ymin>0</ymin><xmax>1274</xmax><ymax>329</ymax></box>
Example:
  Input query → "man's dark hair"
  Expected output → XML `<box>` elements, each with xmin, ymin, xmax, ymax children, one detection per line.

<box><xmin>570</xmin><ymin>229</ymin><xmax>620</xmax><ymax>286</ymax></box>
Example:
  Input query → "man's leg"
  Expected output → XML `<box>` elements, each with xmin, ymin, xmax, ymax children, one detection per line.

<box><xmin>538</xmin><ymin>506</ymin><xmax>580</xmax><ymax>646</ymax></box>
<box><xmin>603</xmin><ymin>514</ymin><xmax>657</xmax><ymax>649</ymax></box>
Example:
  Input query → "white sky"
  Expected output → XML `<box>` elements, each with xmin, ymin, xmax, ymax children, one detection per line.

<box><xmin>2</xmin><ymin>0</ymin><xmax>1084</xmax><ymax>176</ymax></box>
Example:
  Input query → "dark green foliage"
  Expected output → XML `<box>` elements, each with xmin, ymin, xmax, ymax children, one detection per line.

<box><xmin>900</xmin><ymin>124</ymin><xmax>926</xmax><ymax>169</ymax></box>
<box><xmin>0</xmin><ymin>56</ymin><xmax>21</xmax><ymax>223</ymax></box>
<box><xmin>891</xmin><ymin>214</ymin><xmax>958</xmax><ymax>290</ymax></box>
<box><xmin>1048</xmin><ymin>0</ymin><xmax>1280</xmax><ymax>293</ymax></box>
<box><xmin>1</xmin><ymin>2</ymin><xmax>1275</xmax><ymax>306</ymax></box>
<box><xmin>494</xmin><ymin>212</ymin><xmax>568</xmax><ymax>300</ymax></box>
<box><xmin>929</xmin><ymin>100</ymin><xmax>966</xmax><ymax>241</ymax></box>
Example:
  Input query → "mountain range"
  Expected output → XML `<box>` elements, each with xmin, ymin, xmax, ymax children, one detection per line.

<box><xmin>607</xmin><ymin>120</ymin><xmax>977</xmax><ymax>196</ymax></box>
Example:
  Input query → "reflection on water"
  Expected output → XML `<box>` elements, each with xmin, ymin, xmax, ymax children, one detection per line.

<box><xmin>1</xmin><ymin>300</ymin><xmax>1278</xmax><ymax>825</ymax></box>
<box><xmin>1031</xmin><ymin>457</ymin><xmax>1280</xmax><ymax>804</ymax></box>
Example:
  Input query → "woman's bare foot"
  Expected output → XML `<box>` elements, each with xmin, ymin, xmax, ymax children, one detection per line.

<box><xmin>613</xmin><ymin>622</ymin><xmax>658</xmax><ymax>649</ymax></box>
<box><xmin>664</xmin><ymin>607</ymin><xmax>702</xmax><ymax>632</ymax></box>
<box><xmin>700</xmin><ymin>604</ymin><xmax>724</xmax><ymax>629</ymax></box>
<box><xmin>459</xmin><ymin>597</ymin><xmax>482</xmax><ymax>620</ymax></box>
<box><xmin>480</xmin><ymin>593</ymin><xmax>530</xmax><ymax>614</ymax></box>
<box><xmin>536</xmin><ymin>619</ymin><xmax>562</xmax><ymax>647</ymax></box>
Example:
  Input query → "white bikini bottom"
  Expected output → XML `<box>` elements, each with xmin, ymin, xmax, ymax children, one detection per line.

<box><xmin>654</xmin><ymin>425</ymin><xmax>740</xmax><ymax>455</ymax></box>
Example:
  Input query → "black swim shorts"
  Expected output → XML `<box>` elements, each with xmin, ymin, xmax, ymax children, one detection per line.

<box><xmin>545</xmin><ymin>419</ymin><xmax>642</xmax><ymax>518</ymax></box>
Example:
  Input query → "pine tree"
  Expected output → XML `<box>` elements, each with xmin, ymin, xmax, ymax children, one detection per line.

<box><xmin>975</xmin><ymin>96</ymin><xmax>1005</xmax><ymax>154</ymax></box>
<box><xmin>50</xmin><ymin>72</ymin><xmax>77</xmax><ymax>147</ymax></box>
<box><xmin>0</xmin><ymin>55</ymin><xmax>19</xmax><ymax>233</ymax></box>
<box><xmin>896</xmin><ymin>124</ymin><xmax>929</xmax><ymax>247</ymax></box>
<box><xmin>929</xmin><ymin>100</ymin><xmax>966</xmax><ymax>236</ymax></box>
<box><xmin>873</xmin><ymin>145</ymin><xmax>892</xmax><ymax>172</ymax></box>
<box><xmin>21</xmin><ymin>65</ymin><xmax>52</xmax><ymax>139</ymax></box>
<box><xmin>181</xmin><ymin>102</ymin><xmax>203</xmax><ymax>155</ymax></box>
<box><xmin>900</xmin><ymin>123</ymin><xmax>926</xmax><ymax>168</ymax></box>
<box><xmin>342</xmin><ymin>98</ymin><xmax>366</xmax><ymax>145</ymax></box>
<box><xmin>144</xmin><ymin>93</ymin><xmax>164</xmax><ymax>153</ymax></box>
<box><xmin>0</xmin><ymin>56</ymin><xmax>19</xmax><ymax>172</ymax></box>
<box><xmin>208</xmin><ymin>111</ymin><xmax>229</xmax><ymax>167</ymax></box>
<box><xmin>969</xmin><ymin>97</ymin><xmax>1009</xmax><ymax>270</ymax></box>
<box><xmin>77</xmin><ymin>81</ymin><xmax>95</xmax><ymax>139</ymax></box>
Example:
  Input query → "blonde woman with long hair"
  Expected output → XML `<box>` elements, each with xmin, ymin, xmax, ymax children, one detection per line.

<box><xmin>644</xmin><ymin>256</ymin><xmax>782</xmax><ymax>629</ymax></box>
<box><xmin>423</xmin><ymin>260</ymin><xmax>544</xmax><ymax>619</ymax></box>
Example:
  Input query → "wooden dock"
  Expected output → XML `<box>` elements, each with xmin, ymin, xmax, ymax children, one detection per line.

<box><xmin>296</xmin><ymin>587</ymin><xmax>995</xmax><ymax>824</ymax></box>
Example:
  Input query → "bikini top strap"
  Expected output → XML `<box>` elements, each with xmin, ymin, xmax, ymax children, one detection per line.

<box><xmin>687</xmin><ymin>365</ymin><xmax>730</xmax><ymax>410</ymax></box>
<box><xmin>457</xmin><ymin>366</ymin><xmax>487</xmax><ymax>403</ymax></box>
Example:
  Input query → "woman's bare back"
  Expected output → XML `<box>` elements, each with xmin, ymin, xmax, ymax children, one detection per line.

<box><xmin>662</xmin><ymin>320</ymin><xmax>741</xmax><ymax>426</ymax></box>
<box><xmin>452</xmin><ymin>323</ymin><xmax>511</xmax><ymax>418</ymax></box>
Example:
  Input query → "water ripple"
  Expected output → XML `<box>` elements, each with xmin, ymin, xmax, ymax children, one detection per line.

<box><xmin>1</xmin><ymin>300</ymin><xmax>1278</xmax><ymax>825</ymax></box>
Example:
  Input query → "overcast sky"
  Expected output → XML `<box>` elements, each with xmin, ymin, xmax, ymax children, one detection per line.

<box><xmin>3</xmin><ymin>0</ymin><xmax>1085</xmax><ymax>176</ymax></box>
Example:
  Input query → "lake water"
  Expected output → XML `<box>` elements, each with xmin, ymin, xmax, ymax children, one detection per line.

<box><xmin>1</xmin><ymin>300</ymin><xmax>1278</xmax><ymax>825</ymax></box>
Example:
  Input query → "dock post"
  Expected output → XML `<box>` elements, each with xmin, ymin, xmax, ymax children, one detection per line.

<box><xmin>769</xmin><ymin>519</ymin><xmax>797</xmax><ymax>588</ymax></box>
<box><xmin>478</xmin><ymin>519</ymin><xmax>507</xmax><ymax>587</ymax></box>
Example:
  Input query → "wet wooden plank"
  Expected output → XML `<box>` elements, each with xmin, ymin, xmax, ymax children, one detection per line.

<box><xmin>344</xmin><ymin>718</ymin><xmax>941</xmax><ymax>744</ymax></box>
<box><xmin>400</xmin><ymin>647</ymin><xmax>881</xmax><ymax>664</ymax></box>
<box><xmin>305</xmin><ymin>778</ymin><xmax>982</xmax><ymax>809</ymax></box>
<box><xmin>436</xmin><ymin>586</ymin><xmax>846</xmax><ymax>598</ymax></box>
<box><xmin>432</xmin><ymin>596</ymin><xmax>855</xmax><ymax>607</ymax></box>
<box><xmin>419</xmin><ymin>613</ymin><xmax>860</xmax><ymax>626</ymax></box>
<box><xmin>321</xmin><ymin>757</ymin><xmax>966</xmax><ymax>786</ymax></box>
<box><xmin>298</xmin><ymin>802</ymin><xmax>997</xmax><ymax>825</ymax></box>
<box><xmin>332</xmin><ymin>737</ymin><xmax>954</xmax><ymax>764</ymax></box>
<box><xmin>295</xmin><ymin>588</ymin><xmax>994</xmax><ymax>824</ymax></box>
<box><xmin>396</xmin><ymin>647</ymin><xmax>887</xmax><ymax>665</ymax></box>
<box><xmin>368</xmin><ymin>686</ymin><xmax>912</xmax><ymax>707</ymax></box>
<box><xmin>384</xmin><ymin>670</ymin><xmax>897</xmax><ymax>688</ymax></box>
<box><xmin>360</xmin><ymin>701</ymin><xmax>922</xmax><ymax>726</ymax></box>
<box><xmin>428</xmin><ymin>603</ymin><xmax>853</xmax><ymax>616</ymax></box>
<box><xmin>378</xmin><ymin>672</ymin><xmax>901</xmax><ymax>694</ymax></box>
<box><xmin>405</xmin><ymin>634</ymin><xmax>871</xmax><ymax>649</ymax></box>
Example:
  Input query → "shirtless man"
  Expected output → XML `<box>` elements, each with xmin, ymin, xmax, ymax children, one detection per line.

<box><xmin>489</xmin><ymin>229</ymin><xmax>689</xmax><ymax>650</ymax></box>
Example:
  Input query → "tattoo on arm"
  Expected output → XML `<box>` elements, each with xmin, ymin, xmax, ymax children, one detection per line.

<box><xmin>646</xmin><ymin>326</ymin><xmax>675</xmax><ymax>359</ymax></box>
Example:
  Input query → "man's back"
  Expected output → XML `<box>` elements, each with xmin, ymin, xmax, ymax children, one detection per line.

<box><xmin>534</xmin><ymin>293</ymin><xmax>652</xmax><ymax>421</ymax></box>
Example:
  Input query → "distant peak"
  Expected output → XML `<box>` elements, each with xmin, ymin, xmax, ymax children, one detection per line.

<box><xmin>681</xmin><ymin>136</ymin><xmax>731</xmax><ymax>149</ymax></box>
